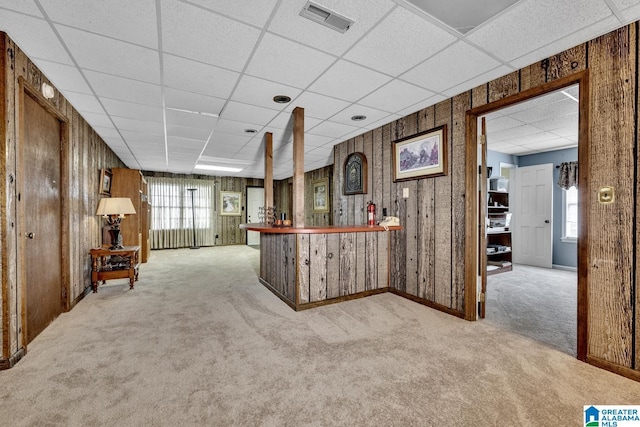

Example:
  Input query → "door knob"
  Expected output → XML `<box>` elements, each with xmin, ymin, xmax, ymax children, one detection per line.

<box><xmin>26</xmin><ymin>232</ymin><xmax>35</xmax><ymax>239</ymax></box>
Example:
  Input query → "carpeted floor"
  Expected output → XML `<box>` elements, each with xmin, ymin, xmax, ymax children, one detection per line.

<box><xmin>0</xmin><ymin>246</ymin><xmax>638</xmax><ymax>426</ymax></box>
<box><xmin>485</xmin><ymin>265</ymin><xmax>577</xmax><ymax>356</ymax></box>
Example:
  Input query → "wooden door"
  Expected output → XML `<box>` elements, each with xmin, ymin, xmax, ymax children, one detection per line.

<box><xmin>23</xmin><ymin>92</ymin><xmax>63</xmax><ymax>343</ymax></box>
<box><xmin>512</xmin><ymin>164</ymin><xmax>553</xmax><ymax>268</ymax></box>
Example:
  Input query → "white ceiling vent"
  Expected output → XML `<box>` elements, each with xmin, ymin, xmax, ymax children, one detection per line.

<box><xmin>299</xmin><ymin>1</ymin><xmax>354</xmax><ymax>34</ymax></box>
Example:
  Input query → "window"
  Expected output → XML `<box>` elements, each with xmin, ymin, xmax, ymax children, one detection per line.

<box><xmin>563</xmin><ymin>186</ymin><xmax>578</xmax><ymax>241</ymax></box>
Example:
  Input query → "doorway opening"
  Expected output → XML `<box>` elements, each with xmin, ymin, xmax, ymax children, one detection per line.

<box><xmin>246</xmin><ymin>187</ymin><xmax>264</xmax><ymax>246</ymax></box>
<box><xmin>481</xmin><ymin>85</ymin><xmax>579</xmax><ymax>355</ymax></box>
<box><xmin>465</xmin><ymin>71</ymin><xmax>589</xmax><ymax>360</ymax></box>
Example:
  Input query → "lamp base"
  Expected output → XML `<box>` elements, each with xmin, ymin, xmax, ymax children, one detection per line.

<box><xmin>108</xmin><ymin>228</ymin><xmax>124</xmax><ymax>250</ymax></box>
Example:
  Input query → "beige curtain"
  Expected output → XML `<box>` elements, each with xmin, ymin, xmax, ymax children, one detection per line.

<box><xmin>147</xmin><ymin>177</ymin><xmax>217</xmax><ymax>249</ymax></box>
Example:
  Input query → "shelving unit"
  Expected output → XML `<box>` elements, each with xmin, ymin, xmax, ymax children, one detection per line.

<box><xmin>487</xmin><ymin>189</ymin><xmax>512</xmax><ymax>275</ymax></box>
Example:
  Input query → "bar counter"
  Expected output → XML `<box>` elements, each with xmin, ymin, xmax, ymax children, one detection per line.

<box><xmin>240</xmin><ymin>223</ymin><xmax>401</xmax><ymax>310</ymax></box>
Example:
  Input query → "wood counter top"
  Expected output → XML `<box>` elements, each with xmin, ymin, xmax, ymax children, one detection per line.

<box><xmin>239</xmin><ymin>223</ymin><xmax>402</xmax><ymax>234</ymax></box>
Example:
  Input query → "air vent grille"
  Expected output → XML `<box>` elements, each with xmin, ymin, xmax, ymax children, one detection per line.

<box><xmin>299</xmin><ymin>1</ymin><xmax>354</xmax><ymax>34</ymax></box>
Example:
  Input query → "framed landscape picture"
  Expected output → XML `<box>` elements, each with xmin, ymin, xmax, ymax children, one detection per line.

<box><xmin>220</xmin><ymin>191</ymin><xmax>241</xmax><ymax>216</ymax></box>
<box><xmin>312</xmin><ymin>178</ymin><xmax>330</xmax><ymax>213</ymax></box>
<box><xmin>393</xmin><ymin>125</ymin><xmax>448</xmax><ymax>181</ymax></box>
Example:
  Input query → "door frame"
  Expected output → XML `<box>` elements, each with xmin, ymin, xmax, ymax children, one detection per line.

<box><xmin>464</xmin><ymin>70</ymin><xmax>590</xmax><ymax>361</ymax></box>
<box><xmin>17</xmin><ymin>77</ymin><xmax>70</xmax><ymax>351</ymax></box>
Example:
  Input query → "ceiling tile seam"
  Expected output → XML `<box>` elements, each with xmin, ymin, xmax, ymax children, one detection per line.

<box><xmin>601</xmin><ymin>0</ymin><xmax>626</xmax><ymax>24</ymax></box>
<box><xmin>391</xmin><ymin>0</ymin><xmax>469</xmax><ymax>39</ymax></box>
<box><xmin>192</xmin><ymin>0</ymin><xmax>285</xmax><ymax>171</ymax></box>
<box><xmin>51</xmin><ymin>21</ymin><xmax>159</xmax><ymax>52</ymax></box>
<box><xmin>0</xmin><ymin>6</ymin><xmax>43</xmax><ymax>20</ymax></box>
<box><xmin>178</xmin><ymin>0</ymin><xmax>268</xmax><ymax>32</ymax></box>
<box><xmin>33</xmin><ymin>0</ymin><xmax>143</xmax><ymax>169</ymax></box>
<box><xmin>155</xmin><ymin>0</ymin><xmax>170</xmax><ymax>171</ymax></box>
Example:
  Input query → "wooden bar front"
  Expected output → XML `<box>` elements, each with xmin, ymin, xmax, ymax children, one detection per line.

<box><xmin>240</xmin><ymin>224</ymin><xmax>401</xmax><ymax>310</ymax></box>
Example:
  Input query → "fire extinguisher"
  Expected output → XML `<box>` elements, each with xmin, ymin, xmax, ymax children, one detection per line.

<box><xmin>367</xmin><ymin>201</ymin><xmax>376</xmax><ymax>226</ymax></box>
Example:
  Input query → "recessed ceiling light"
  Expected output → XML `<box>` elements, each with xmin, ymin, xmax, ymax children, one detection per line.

<box><xmin>273</xmin><ymin>95</ymin><xmax>292</xmax><ymax>104</ymax></box>
<box><xmin>195</xmin><ymin>164</ymin><xmax>243</xmax><ymax>172</ymax></box>
<box><xmin>351</xmin><ymin>115</ymin><xmax>367</xmax><ymax>121</ymax></box>
<box><xmin>244</xmin><ymin>129</ymin><xmax>258</xmax><ymax>133</ymax></box>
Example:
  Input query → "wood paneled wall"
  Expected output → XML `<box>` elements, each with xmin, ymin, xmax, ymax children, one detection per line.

<box><xmin>274</xmin><ymin>165</ymin><xmax>333</xmax><ymax>227</ymax></box>
<box><xmin>0</xmin><ymin>34</ymin><xmax>124</xmax><ymax>366</ymax></box>
<box><xmin>333</xmin><ymin>23</ymin><xmax>640</xmax><ymax>378</ymax></box>
<box><xmin>142</xmin><ymin>172</ymin><xmax>263</xmax><ymax>246</ymax></box>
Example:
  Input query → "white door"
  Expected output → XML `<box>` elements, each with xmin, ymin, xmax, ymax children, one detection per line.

<box><xmin>512</xmin><ymin>164</ymin><xmax>553</xmax><ymax>268</ymax></box>
<box><xmin>246</xmin><ymin>187</ymin><xmax>264</xmax><ymax>245</ymax></box>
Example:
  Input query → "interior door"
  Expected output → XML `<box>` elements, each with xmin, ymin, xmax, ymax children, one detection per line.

<box><xmin>246</xmin><ymin>187</ymin><xmax>264</xmax><ymax>245</ymax></box>
<box><xmin>512</xmin><ymin>164</ymin><xmax>553</xmax><ymax>268</ymax></box>
<box><xmin>23</xmin><ymin>92</ymin><xmax>63</xmax><ymax>343</ymax></box>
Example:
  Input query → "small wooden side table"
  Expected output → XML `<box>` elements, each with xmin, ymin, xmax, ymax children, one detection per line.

<box><xmin>89</xmin><ymin>246</ymin><xmax>140</xmax><ymax>292</ymax></box>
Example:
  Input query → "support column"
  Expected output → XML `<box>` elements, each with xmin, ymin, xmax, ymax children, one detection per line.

<box><xmin>292</xmin><ymin>107</ymin><xmax>304</xmax><ymax>227</ymax></box>
<box><xmin>264</xmin><ymin>132</ymin><xmax>273</xmax><ymax>212</ymax></box>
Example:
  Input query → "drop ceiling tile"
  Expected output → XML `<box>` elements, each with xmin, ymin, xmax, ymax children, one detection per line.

<box><xmin>208</xmin><ymin>132</ymin><xmax>255</xmax><ymax>148</ymax></box>
<box><xmin>618</xmin><ymin>2</ymin><xmax>640</xmax><ymax>22</ymax></box>
<box><xmin>92</xmin><ymin>126</ymin><xmax>121</xmax><ymax>140</ymax></box>
<box><xmin>0</xmin><ymin>1</ymin><xmax>43</xmax><ymax>16</ymax></box>
<box><xmin>401</xmin><ymin>41</ymin><xmax>502</xmax><ymax>93</ymax></box>
<box><xmin>112</xmin><ymin>116</ymin><xmax>165</xmax><ymax>135</ymax></box>
<box><xmin>167</xmin><ymin>124</ymin><xmax>212</xmax><ymax>142</ymax></box>
<box><xmin>120</xmin><ymin>130</ymin><xmax>165</xmax><ymax>145</ymax></box>
<box><xmin>329</xmin><ymin>104</ymin><xmax>391</xmax><ymax>127</ymax></box>
<box><xmin>308</xmin><ymin>120</ymin><xmax>360</xmax><ymax>138</ymax></box>
<box><xmin>308</xmin><ymin>60</ymin><xmax>392</xmax><ymax>102</ymax></box>
<box><xmin>441</xmin><ymin>65</ymin><xmax>512</xmax><ymax>98</ymax></box>
<box><xmin>86</xmin><ymin>70</ymin><xmax>161</xmax><ymax>106</ymax></box>
<box><xmin>61</xmin><ymin>91</ymin><xmax>105</xmax><ymax>114</ymax></box>
<box><xmin>221</xmin><ymin>101</ymin><xmax>280</xmax><ymax>125</ymax></box>
<box><xmin>81</xmin><ymin>112</ymin><xmax>113</xmax><ymax>128</ymax></box>
<box><xmin>522</xmin><ymin>138</ymin><xmax>576</xmax><ymax>151</ymax></box>
<box><xmin>490</xmin><ymin>125</ymin><xmax>545</xmax><ymax>142</ymax></box>
<box><xmin>102</xmin><ymin>98</ymin><xmax>163</xmax><ymax>123</ymax></box>
<box><xmin>231</xmin><ymin>75</ymin><xmax>302</xmax><ymax>110</ymax></box>
<box><xmin>268</xmin><ymin>0</ymin><xmax>395</xmax><ymax>56</ymax></box>
<box><xmin>214</xmin><ymin>119</ymin><xmax>259</xmax><ymax>136</ymax></box>
<box><xmin>42</xmin><ymin>0</ymin><xmax>158</xmax><ymax>48</ymax></box>
<box><xmin>395</xmin><ymin>94</ymin><xmax>447</xmax><ymax>117</ymax></box>
<box><xmin>344</xmin><ymin>7</ymin><xmax>456</xmax><ymax>76</ymax></box>
<box><xmin>161</xmin><ymin>0</ymin><xmax>260</xmax><ymax>71</ymax></box>
<box><xmin>185</xmin><ymin>0</ymin><xmax>280</xmax><ymax>27</ymax></box>
<box><xmin>467</xmin><ymin>0</ymin><xmax>612</xmax><ymax>62</ymax></box>
<box><xmin>165</xmin><ymin>109</ymin><xmax>217</xmax><ymax>129</ymax></box>
<box><xmin>283</xmin><ymin>92</ymin><xmax>351</xmax><ymax>120</ymax></box>
<box><xmin>56</xmin><ymin>25</ymin><xmax>160</xmax><ymax>84</ymax></box>
<box><xmin>509</xmin><ymin>100</ymin><xmax>577</xmax><ymax>123</ymax></box>
<box><xmin>485</xmin><ymin>115</ymin><xmax>528</xmax><ymax>133</ymax></box>
<box><xmin>509</xmin><ymin>15</ymin><xmax>620</xmax><ymax>70</ymax></box>
<box><xmin>360</xmin><ymin>80</ymin><xmax>435</xmax><ymax>114</ymax></box>
<box><xmin>201</xmin><ymin>143</ymin><xmax>242</xmax><ymax>157</ymax></box>
<box><xmin>362</xmin><ymin>113</ymin><xmax>401</xmax><ymax>131</ymax></box>
<box><xmin>0</xmin><ymin>11</ymin><xmax>73</xmax><ymax>64</ymax></box>
<box><xmin>33</xmin><ymin>59</ymin><xmax>91</xmax><ymax>94</ymax></box>
<box><xmin>167</xmin><ymin>136</ymin><xmax>207</xmax><ymax>149</ymax></box>
<box><xmin>164</xmin><ymin>88</ymin><xmax>225</xmax><ymax>117</ymax></box>
<box><xmin>246</xmin><ymin>32</ymin><xmax>336</xmax><ymax>89</ymax></box>
<box><xmin>302</xmin><ymin>134</ymin><xmax>335</xmax><ymax>147</ymax></box>
<box><xmin>551</xmin><ymin>124</ymin><xmax>580</xmax><ymax>139</ymax></box>
<box><xmin>266</xmin><ymin>112</ymin><xmax>322</xmax><ymax>133</ymax></box>
<box><xmin>163</xmin><ymin>54</ymin><xmax>240</xmax><ymax>99</ymax></box>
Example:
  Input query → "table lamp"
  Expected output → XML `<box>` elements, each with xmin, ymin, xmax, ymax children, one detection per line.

<box><xmin>96</xmin><ymin>197</ymin><xmax>136</xmax><ymax>250</ymax></box>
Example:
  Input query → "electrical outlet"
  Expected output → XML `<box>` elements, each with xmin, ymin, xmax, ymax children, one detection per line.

<box><xmin>403</xmin><ymin>188</ymin><xmax>409</xmax><ymax>198</ymax></box>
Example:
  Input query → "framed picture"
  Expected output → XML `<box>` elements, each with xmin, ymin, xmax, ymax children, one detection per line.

<box><xmin>312</xmin><ymin>178</ymin><xmax>330</xmax><ymax>213</ymax></box>
<box><xmin>343</xmin><ymin>152</ymin><xmax>367</xmax><ymax>195</ymax></box>
<box><xmin>393</xmin><ymin>125</ymin><xmax>448</xmax><ymax>181</ymax></box>
<box><xmin>99</xmin><ymin>168</ymin><xmax>112</xmax><ymax>196</ymax></box>
<box><xmin>220</xmin><ymin>191</ymin><xmax>242</xmax><ymax>216</ymax></box>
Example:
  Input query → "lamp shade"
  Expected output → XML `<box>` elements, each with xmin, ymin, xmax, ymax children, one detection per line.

<box><xmin>96</xmin><ymin>197</ymin><xmax>136</xmax><ymax>216</ymax></box>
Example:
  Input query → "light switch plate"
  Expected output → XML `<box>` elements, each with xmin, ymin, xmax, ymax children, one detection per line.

<box><xmin>403</xmin><ymin>188</ymin><xmax>409</xmax><ymax>198</ymax></box>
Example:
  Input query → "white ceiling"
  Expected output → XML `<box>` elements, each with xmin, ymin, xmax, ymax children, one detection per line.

<box><xmin>484</xmin><ymin>85</ymin><xmax>579</xmax><ymax>155</ymax></box>
<box><xmin>0</xmin><ymin>0</ymin><xmax>637</xmax><ymax>179</ymax></box>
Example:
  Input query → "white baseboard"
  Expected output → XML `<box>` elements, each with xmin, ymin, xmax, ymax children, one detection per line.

<box><xmin>552</xmin><ymin>264</ymin><xmax>577</xmax><ymax>272</ymax></box>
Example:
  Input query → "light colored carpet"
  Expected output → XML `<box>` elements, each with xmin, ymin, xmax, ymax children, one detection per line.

<box><xmin>0</xmin><ymin>246</ymin><xmax>638</xmax><ymax>426</ymax></box>
<box><xmin>486</xmin><ymin>264</ymin><xmax>577</xmax><ymax>356</ymax></box>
